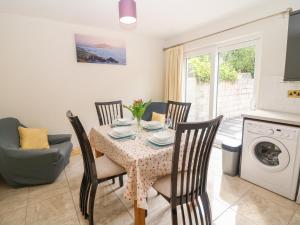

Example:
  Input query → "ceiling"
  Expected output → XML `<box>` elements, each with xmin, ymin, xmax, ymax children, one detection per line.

<box><xmin>0</xmin><ymin>0</ymin><xmax>279</xmax><ymax>39</ymax></box>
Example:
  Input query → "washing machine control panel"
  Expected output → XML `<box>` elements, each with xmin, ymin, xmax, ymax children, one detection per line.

<box><xmin>247</xmin><ymin>122</ymin><xmax>297</xmax><ymax>141</ymax></box>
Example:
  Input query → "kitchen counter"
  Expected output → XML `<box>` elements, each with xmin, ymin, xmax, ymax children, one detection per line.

<box><xmin>242</xmin><ymin>110</ymin><xmax>300</xmax><ymax>126</ymax></box>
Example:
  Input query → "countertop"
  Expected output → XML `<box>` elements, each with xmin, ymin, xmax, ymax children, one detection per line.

<box><xmin>242</xmin><ymin>110</ymin><xmax>300</xmax><ymax>126</ymax></box>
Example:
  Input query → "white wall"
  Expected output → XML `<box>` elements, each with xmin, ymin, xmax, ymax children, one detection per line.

<box><xmin>0</xmin><ymin>13</ymin><xmax>164</xmax><ymax>144</ymax></box>
<box><xmin>165</xmin><ymin>1</ymin><xmax>300</xmax><ymax>114</ymax></box>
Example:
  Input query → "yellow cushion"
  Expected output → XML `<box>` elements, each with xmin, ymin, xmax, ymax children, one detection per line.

<box><xmin>151</xmin><ymin>112</ymin><xmax>165</xmax><ymax>124</ymax></box>
<box><xmin>18</xmin><ymin>127</ymin><xmax>49</xmax><ymax>150</ymax></box>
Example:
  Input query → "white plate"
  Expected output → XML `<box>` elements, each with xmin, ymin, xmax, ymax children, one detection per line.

<box><xmin>148</xmin><ymin>136</ymin><xmax>174</xmax><ymax>146</ymax></box>
<box><xmin>153</xmin><ymin>131</ymin><xmax>173</xmax><ymax>143</ymax></box>
<box><xmin>108</xmin><ymin>131</ymin><xmax>135</xmax><ymax>139</ymax></box>
<box><xmin>111</xmin><ymin>127</ymin><xmax>131</xmax><ymax>135</ymax></box>
<box><xmin>108</xmin><ymin>130</ymin><xmax>135</xmax><ymax>139</ymax></box>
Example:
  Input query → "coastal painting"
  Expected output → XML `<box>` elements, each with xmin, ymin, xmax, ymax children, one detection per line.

<box><xmin>74</xmin><ymin>34</ymin><xmax>126</xmax><ymax>65</ymax></box>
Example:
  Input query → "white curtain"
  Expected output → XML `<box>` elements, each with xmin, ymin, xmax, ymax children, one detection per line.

<box><xmin>164</xmin><ymin>45</ymin><xmax>184</xmax><ymax>101</ymax></box>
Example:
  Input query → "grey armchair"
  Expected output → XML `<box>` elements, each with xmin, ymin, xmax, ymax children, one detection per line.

<box><xmin>0</xmin><ymin>117</ymin><xmax>73</xmax><ymax>187</ymax></box>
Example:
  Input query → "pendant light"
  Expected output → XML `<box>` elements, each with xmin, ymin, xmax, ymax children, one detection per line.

<box><xmin>119</xmin><ymin>0</ymin><xmax>137</xmax><ymax>24</ymax></box>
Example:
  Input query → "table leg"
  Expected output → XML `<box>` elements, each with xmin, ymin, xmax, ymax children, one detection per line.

<box><xmin>134</xmin><ymin>200</ymin><xmax>145</xmax><ymax>225</ymax></box>
<box><xmin>94</xmin><ymin>148</ymin><xmax>103</xmax><ymax>158</ymax></box>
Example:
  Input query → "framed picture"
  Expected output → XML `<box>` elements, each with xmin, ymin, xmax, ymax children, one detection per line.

<box><xmin>74</xmin><ymin>34</ymin><xmax>126</xmax><ymax>65</ymax></box>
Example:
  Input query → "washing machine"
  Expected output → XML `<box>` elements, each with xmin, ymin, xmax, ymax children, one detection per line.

<box><xmin>241</xmin><ymin>119</ymin><xmax>300</xmax><ymax>200</ymax></box>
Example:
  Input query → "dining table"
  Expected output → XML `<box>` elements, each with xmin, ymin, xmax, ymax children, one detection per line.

<box><xmin>89</xmin><ymin>123</ymin><xmax>176</xmax><ymax>225</ymax></box>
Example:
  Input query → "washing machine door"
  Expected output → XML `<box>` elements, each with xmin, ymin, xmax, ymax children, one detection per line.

<box><xmin>249</xmin><ymin>137</ymin><xmax>290</xmax><ymax>172</ymax></box>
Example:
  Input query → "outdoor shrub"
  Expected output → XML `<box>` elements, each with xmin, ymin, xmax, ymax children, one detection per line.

<box><xmin>187</xmin><ymin>47</ymin><xmax>255</xmax><ymax>82</ymax></box>
<box><xmin>219</xmin><ymin>63</ymin><xmax>238</xmax><ymax>82</ymax></box>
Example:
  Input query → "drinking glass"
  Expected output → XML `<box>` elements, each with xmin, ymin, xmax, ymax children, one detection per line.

<box><xmin>164</xmin><ymin>117</ymin><xmax>171</xmax><ymax>130</ymax></box>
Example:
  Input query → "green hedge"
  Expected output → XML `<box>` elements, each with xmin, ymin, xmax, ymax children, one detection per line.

<box><xmin>188</xmin><ymin>47</ymin><xmax>255</xmax><ymax>82</ymax></box>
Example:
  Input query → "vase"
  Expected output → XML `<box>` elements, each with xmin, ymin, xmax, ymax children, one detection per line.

<box><xmin>136</xmin><ymin>117</ymin><xmax>142</xmax><ymax>136</ymax></box>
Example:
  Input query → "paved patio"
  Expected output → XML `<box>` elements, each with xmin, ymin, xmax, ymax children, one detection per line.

<box><xmin>215</xmin><ymin>116</ymin><xmax>243</xmax><ymax>146</ymax></box>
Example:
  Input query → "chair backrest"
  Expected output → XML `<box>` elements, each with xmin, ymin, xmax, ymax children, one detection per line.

<box><xmin>66</xmin><ymin>111</ymin><xmax>97</xmax><ymax>183</ymax></box>
<box><xmin>166</xmin><ymin>100</ymin><xmax>191</xmax><ymax>130</ymax></box>
<box><xmin>0</xmin><ymin>117</ymin><xmax>23</xmax><ymax>148</ymax></box>
<box><xmin>170</xmin><ymin>115</ymin><xmax>223</xmax><ymax>225</ymax></box>
<box><xmin>95</xmin><ymin>100</ymin><xmax>123</xmax><ymax>126</ymax></box>
<box><xmin>142</xmin><ymin>102</ymin><xmax>167</xmax><ymax>121</ymax></box>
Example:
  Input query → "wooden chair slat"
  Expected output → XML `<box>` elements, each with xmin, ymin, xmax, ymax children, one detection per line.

<box><xmin>95</xmin><ymin>100</ymin><xmax>123</xmax><ymax>126</ymax></box>
<box><xmin>166</xmin><ymin>100</ymin><xmax>191</xmax><ymax>130</ymax></box>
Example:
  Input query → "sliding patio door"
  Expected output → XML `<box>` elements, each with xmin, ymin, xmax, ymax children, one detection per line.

<box><xmin>185</xmin><ymin>40</ymin><xmax>258</xmax><ymax>137</ymax></box>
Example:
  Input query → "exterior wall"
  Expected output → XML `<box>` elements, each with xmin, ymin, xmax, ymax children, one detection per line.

<box><xmin>187</xmin><ymin>74</ymin><xmax>254</xmax><ymax>121</ymax></box>
<box><xmin>217</xmin><ymin>74</ymin><xmax>254</xmax><ymax>118</ymax></box>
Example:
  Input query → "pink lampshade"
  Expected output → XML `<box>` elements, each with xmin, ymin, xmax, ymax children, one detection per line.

<box><xmin>119</xmin><ymin>0</ymin><xmax>137</xmax><ymax>24</ymax></box>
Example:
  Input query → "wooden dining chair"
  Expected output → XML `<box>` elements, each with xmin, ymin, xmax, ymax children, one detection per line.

<box><xmin>166</xmin><ymin>100</ymin><xmax>191</xmax><ymax>130</ymax></box>
<box><xmin>94</xmin><ymin>100</ymin><xmax>124</xmax><ymax>183</ymax></box>
<box><xmin>153</xmin><ymin>115</ymin><xmax>223</xmax><ymax>225</ymax></box>
<box><xmin>66</xmin><ymin>111</ymin><xmax>126</xmax><ymax>225</ymax></box>
<box><xmin>95</xmin><ymin>100</ymin><xmax>123</xmax><ymax>126</ymax></box>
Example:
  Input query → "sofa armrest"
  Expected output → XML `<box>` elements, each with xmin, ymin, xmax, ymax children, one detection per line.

<box><xmin>2</xmin><ymin>147</ymin><xmax>60</xmax><ymax>163</ymax></box>
<box><xmin>0</xmin><ymin>147</ymin><xmax>66</xmax><ymax>186</ymax></box>
<box><xmin>48</xmin><ymin>134</ymin><xmax>71</xmax><ymax>145</ymax></box>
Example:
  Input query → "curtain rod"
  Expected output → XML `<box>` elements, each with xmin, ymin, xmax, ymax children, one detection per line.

<box><xmin>163</xmin><ymin>8</ymin><xmax>293</xmax><ymax>51</ymax></box>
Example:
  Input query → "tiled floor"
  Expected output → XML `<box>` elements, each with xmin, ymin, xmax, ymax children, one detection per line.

<box><xmin>1</xmin><ymin>147</ymin><xmax>300</xmax><ymax>225</ymax></box>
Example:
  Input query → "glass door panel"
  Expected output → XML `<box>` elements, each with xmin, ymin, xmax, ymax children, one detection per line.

<box><xmin>186</xmin><ymin>54</ymin><xmax>212</xmax><ymax>121</ymax></box>
<box><xmin>216</xmin><ymin>46</ymin><xmax>256</xmax><ymax>140</ymax></box>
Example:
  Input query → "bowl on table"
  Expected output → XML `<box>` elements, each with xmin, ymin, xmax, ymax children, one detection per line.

<box><xmin>109</xmin><ymin>127</ymin><xmax>135</xmax><ymax>138</ymax></box>
<box><xmin>114</xmin><ymin>118</ymin><xmax>132</xmax><ymax>126</ymax></box>
<box><xmin>153</xmin><ymin>131</ymin><xmax>173</xmax><ymax>142</ymax></box>
<box><xmin>148</xmin><ymin>131</ymin><xmax>174</xmax><ymax>146</ymax></box>
<box><xmin>143</xmin><ymin>121</ymin><xmax>163</xmax><ymax>130</ymax></box>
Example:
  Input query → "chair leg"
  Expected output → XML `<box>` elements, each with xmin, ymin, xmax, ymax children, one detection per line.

<box><xmin>202</xmin><ymin>193</ymin><xmax>212</xmax><ymax>225</ymax></box>
<box><xmin>171</xmin><ymin>207</ymin><xmax>178</xmax><ymax>225</ymax></box>
<box><xmin>79</xmin><ymin>176</ymin><xmax>84</xmax><ymax>212</ymax></box>
<box><xmin>88</xmin><ymin>183</ymin><xmax>97</xmax><ymax>225</ymax></box>
<box><xmin>145</xmin><ymin>197</ymin><xmax>148</xmax><ymax>217</ymax></box>
<box><xmin>94</xmin><ymin>149</ymin><xmax>103</xmax><ymax>158</ymax></box>
<box><xmin>79</xmin><ymin>174</ymin><xmax>87</xmax><ymax>214</ymax></box>
<box><xmin>84</xmin><ymin>182</ymin><xmax>91</xmax><ymax>219</ymax></box>
<box><xmin>119</xmin><ymin>175</ymin><xmax>123</xmax><ymax>187</ymax></box>
<box><xmin>112</xmin><ymin>178</ymin><xmax>115</xmax><ymax>184</ymax></box>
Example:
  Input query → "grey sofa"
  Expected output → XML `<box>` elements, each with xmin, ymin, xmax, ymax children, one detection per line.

<box><xmin>0</xmin><ymin>117</ymin><xmax>73</xmax><ymax>187</ymax></box>
<box><xmin>142</xmin><ymin>102</ymin><xmax>167</xmax><ymax>121</ymax></box>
